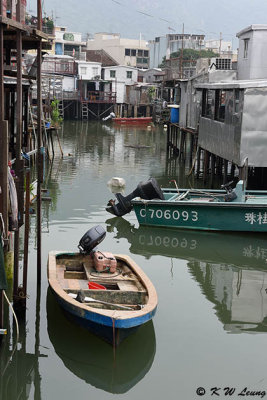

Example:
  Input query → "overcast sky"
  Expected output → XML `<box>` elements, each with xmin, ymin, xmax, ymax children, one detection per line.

<box><xmin>28</xmin><ymin>0</ymin><xmax>267</xmax><ymax>47</ymax></box>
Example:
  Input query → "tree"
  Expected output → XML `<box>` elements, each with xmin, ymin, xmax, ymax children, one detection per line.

<box><xmin>159</xmin><ymin>49</ymin><xmax>219</xmax><ymax>67</ymax></box>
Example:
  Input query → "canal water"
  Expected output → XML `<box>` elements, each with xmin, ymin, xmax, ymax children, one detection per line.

<box><xmin>1</xmin><ymin>121</ymin><xmax>267</xmax><ymax>400</ymax></box>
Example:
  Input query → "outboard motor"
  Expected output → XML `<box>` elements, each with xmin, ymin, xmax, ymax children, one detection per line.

<box><xmin>222</xmin><ymin>181</ymin><xmax>237</xmax><ymax>202</ymax></box>
<box><xmin>106</xmin><ymin>177</ymin><xmax>164</xmax><ymax>217</ymax></box>
<box><xmin>78</xmin><ymin>225</ymin><xmax>106</xmax><ymax>254</ymax></box>
<box><xmin>78</xmin><ymin>225</ymin><xmax>117</xmax><ymax>273</ymax></box>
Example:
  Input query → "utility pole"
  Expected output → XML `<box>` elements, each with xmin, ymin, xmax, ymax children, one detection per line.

<box><xmin>219</xmin><ymin>32</ymin><xmax>222</xmax><ymax>56</ymax></box>
<box><xmin>179</xmin><ymin>23</ymin><xmax>184</xmax><ymax>79</ymax></box>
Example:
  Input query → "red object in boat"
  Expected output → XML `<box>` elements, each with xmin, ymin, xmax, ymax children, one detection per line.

<box><xmin>88</xmin><ymin>282</ymin><xmax>106</xmax><ymax>290</ymax></box>
<box><xmin>113</xmin><ymin>117</ymin><xmax>152</xmax><ymax>124</ymax></box>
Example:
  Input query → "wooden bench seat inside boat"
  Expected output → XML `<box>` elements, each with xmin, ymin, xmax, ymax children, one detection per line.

<box><xmin>56</xmin><ymin>254</ymin><xmax>147</xmax><ymax>305</ymax></box>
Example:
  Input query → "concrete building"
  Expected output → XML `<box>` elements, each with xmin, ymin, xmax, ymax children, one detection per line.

<box><xmin>236</xmin><ymin>25</ymin><xmax>267</xmax><ymax>80</ymax></box>
<box><xmin>87</xmin><ymin>33</ymin><xmax>149</xmax><ymax>69</ymax></box>
<box><xmin>149</xmin><ymin>33</ymin><xmax>205</xmax><ymax>68</ymax></box>
<box><xmin>205</xmin><ymin>38</ymin><xmax>232</xmax><ymax>56</ymax></box>
<box><xmin>54</xmin><ymin>26</ymin><xmax>86</xmax><ymax>59</ymax></box>
<box><xmin>103</xmin><ymin>65</ymin><xmax>138</xmax><ymax>103</ymax></box>
<box><xmin>76</xmin><ymin>60</ymin><xmax>108</xmax><ymax>102</ymax></box>
<box><xmin>138</xmin><ymin>68</ymin><xmax>165</xmax><ymax>84</ymax></box>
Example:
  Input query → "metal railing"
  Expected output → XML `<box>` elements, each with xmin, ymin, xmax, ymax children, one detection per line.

<box><xmin>64</xmin><ymin>51</ymin><xmax>86</xmax><ymax>61</ymax></box>
<box><xmin>41</xmin><ymin>60</ymin><xmax>77</xmax><ymax>75</ymax></box>
<box><xmin>81</xmin><ymin>91</ymin><xmax>117</xmax><ymax>103</ymax></box>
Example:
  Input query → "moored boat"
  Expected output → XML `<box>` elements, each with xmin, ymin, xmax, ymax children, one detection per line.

<box><xmin>47</xmin><ymin>226</ymin><xmax>157</xmax><ymax>345</ymax></box>
<box><xmin>106</xmin><ymin>178</ymin><xmax>267</xmax><ymax>232</ymax></box>
<box><xmin>112</xmin><ymin>117</ymin><xmax>152</xmax><ymax>124</ymax></box>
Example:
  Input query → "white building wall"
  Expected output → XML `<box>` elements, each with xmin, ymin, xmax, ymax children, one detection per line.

<box><xmin>103</xmin><ymin>66</ymin><xmax>138</xmax><ymax>103</ymax></box>
<box><xmin>87</xmin><ymin>33</ymin><xmax>149</xmax><ymax>67</ymax></box>
<box><xmin>77</xmin><ymin>61</ymin><xmax>101</xmax><ymax>80</ymax></box>
<box><xmin>237</xmin><ymin>25</ymin><xmax>267</xmax><ymax>80</ymax></box>
<box><xmin>149</xmin><ymin>37</ymin><xmax>168</xmax><ymax>68</ymax></box>
<box><xmin>62</xmin><ymin>76</ymin><xmax>75</xmax><ymax>91</ymax></box>
<box><xmin>55</xmin><ymin>31</ymin><xmax>83</xmax><ymax>42</ymax></box>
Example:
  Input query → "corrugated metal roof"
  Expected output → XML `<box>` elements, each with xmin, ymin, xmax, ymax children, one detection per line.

<box><xmin>4</xmin><ymin>76</ymin><xmax>31</xmax><ymax>86</ymax></box>
<box><xmin>195</xmin><ymin>79</ymin><xmax>267</xmax><ymax>90</ymax></box>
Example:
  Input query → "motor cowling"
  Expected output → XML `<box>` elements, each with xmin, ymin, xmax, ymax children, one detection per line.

<box><xmin>78</xmin><ymin>225</ymin><xmax>106</xmax><ymax>254</ymax></box>
<box><xmin>106</xmin><ymin>177</ymin><xmax>164</xmax><ymax>217</ymax></box>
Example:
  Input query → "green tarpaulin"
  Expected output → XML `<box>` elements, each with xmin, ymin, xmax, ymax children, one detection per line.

<box><xmin>0</xmin><ymin>239</ymin><xmax>7</xmax><ymax>290</ymax></box>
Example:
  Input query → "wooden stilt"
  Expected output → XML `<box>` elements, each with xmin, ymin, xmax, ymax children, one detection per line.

<box><xmin>0</xmin><ymin>121</ymin><xmax>8</xmax><ymax>244</ymax></box>
<box><xmin>37</xmin><ymin>38</ymin><xmax>42</xmax><ymax>284</ymax></box>
<box><xmin>211</xmin><ymin>153</ymin><xmax>215</xmax><ymax>187</ymax></box>
<box><xmin>22</xmin><ymin>169</ymin><xmax>30</xmax><ymax>298</ymax></box>
<box><xmin>223</xmin><ymin>159</ymin><xmax>228</xmax><ymax>183</ymax></box>
<box><xmin>196</xmin><ymin>147</ymin><xmax>201</xmax><ymax>178</ymax></box>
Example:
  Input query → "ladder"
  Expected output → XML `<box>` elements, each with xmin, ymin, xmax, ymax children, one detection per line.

<box><xmin>58</xmin><ymin>99</ymin><xmax>64</xmax><ymax>118</ymax></box>
<box><xmin>81</xmin><ymin>102</ymin><xmax>88</xmax><ymax>119</ymax></box>
<box><xmin>28</xmin><ymin>96</ymin><xmax>37</xmax><ymax>144</ymax></box>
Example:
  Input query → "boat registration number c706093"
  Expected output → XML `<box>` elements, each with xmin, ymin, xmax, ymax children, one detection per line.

<box><xmin>139</xmin><ymin>208</ymin><xmax>199</xmax><ymax>222</ymax></box>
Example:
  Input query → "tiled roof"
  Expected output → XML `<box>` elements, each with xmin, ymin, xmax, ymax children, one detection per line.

<box><xmin>86</xmin><ymin>50</ymin><xmax>118</xmax><ymax>66</ymax></box>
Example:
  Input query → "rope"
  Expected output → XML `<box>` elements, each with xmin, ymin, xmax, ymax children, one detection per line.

<box><xmin>187</xmin><ymin>146</ymin><xmax>199</xmax><ymax>176</ymax></box>
<box><xmin>3</xmin><ymin>290</ymin><xmax>19</xmax><ymax>343</ymax></box>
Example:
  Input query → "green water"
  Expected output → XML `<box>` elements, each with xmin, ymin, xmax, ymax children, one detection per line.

<box><xmin>1</xmin><ymin>121</ymin><xmax>267</xmax><ymax>400</ymax></box>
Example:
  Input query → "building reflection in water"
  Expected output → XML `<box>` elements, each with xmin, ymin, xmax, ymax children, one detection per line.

<box><xmin>106</xmin><ymin>216</ymin><xmax>267</xmax><ymax>333</ymax></box>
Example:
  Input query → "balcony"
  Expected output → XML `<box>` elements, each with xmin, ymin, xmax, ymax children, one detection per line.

<box><xmin>42</xmin><ymin>60</ymin><xmax>77</xmax><ymax>75</ymax></box>
<box><xmin>81</xmin><ymin>91</ymin><xmax>117</xmax><ymax>103</ymax></box>
<box><xmin>64</xmin><ymin>51</ymin><xmax>86</xmax><ymax>61</ymax></box>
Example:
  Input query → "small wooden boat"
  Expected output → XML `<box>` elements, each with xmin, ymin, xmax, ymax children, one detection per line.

<box><xmin>112</xmin><ymin>117</ymin><xmax>152</xmax><ymax>125</ymax></box>
<box><xmin>47</xmin><ymin>246</ymin><xmax>157</xmax><ymax>345</ymax></box>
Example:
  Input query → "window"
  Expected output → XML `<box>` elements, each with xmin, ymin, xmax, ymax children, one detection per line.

<box><xmin>215</xmin><ymin>90</ymin><xmax>226</xmax><ymax>122</ymax></box>
<box><xmin>92</xmin><ymin>67</ymin><xmax>98</xmax><ymax>76</ymax></box>
<box><xmin>127</xmin><ymin>71</ymin><xmax>132</xmax><ymax>79</ymax></box>
<box><xmin>215</xmin><ymin>58</ymin><xmax>231</xmax><ymax>70</ymax></box>
<box><xmin>80</xmin><ymin>67</ymin><xmax>87</xmax><ymax>74</ymax></box>
<box><xmin>137</xmin><ymin>58</ymin><xmax>148</xmax><ymax>65</ymax></box>
<box><xmin>138</xmin><ymin>76</ymin><xmax>144</xmax><ymax>82</ymax></box>
<box><xmin>110</xmin><ymin>70</ymin><xmax>116</xmax><ymax>78</ymax></box>
<box><xmin>144</xmin><ymin>50</ymin><xmax>149</xmax><ymax>57</ymax></box>
<box><xmin>202</xmin><ymin>89</ymin><xmax>214</xmax><ymax>119</ymax></box>
<box><xmin>125</xmin><ymin>48</ymin><xmax>130</xmax><ymax>56</ymax></box>
<box><xmin>130</xmin><ymin>49</ymin><xmax>136</xmax><ymax>56</ymax></box>
<box><xmin>138</xmin><ymin>49</ymin><xmax>143</xmax><ymax>57</ymax></box>
<box><xmin>244</xmin><ymin>39</ymin><xmax>249</xmax><ymax>58</ymax></box>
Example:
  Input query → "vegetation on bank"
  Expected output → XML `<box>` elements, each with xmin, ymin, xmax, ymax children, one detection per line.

<box><xmin>159</xmin><ymin>49</ymin><xmax>220</xmax><ymax>67</ymax></box>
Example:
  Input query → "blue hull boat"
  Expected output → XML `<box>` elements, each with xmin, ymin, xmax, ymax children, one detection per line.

<box><xmin>47</xmin><ymin>251</ymin><xmax>157</xmax><ymax>345</ymax></box>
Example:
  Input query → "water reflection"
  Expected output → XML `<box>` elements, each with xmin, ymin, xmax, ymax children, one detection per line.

<box><xmin>0</xmin><ymin>290</ymin><xmax>42</xmax><ymax>400</ymax></box>
<box><xmin>46</xmin><ymin>288</ymin><xmax>156</xmax><ymax>394</ymax></box>
<box><xmin>106</xmin><ymin>217</ymin><xmax>267</xmax><ymax>333</ymax></box>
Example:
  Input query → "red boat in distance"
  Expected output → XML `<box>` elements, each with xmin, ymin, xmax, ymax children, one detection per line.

<box><xmin>112</xmin><ymin>117</ymin><xmax>152</xmax><ymax>125</ymax></box>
